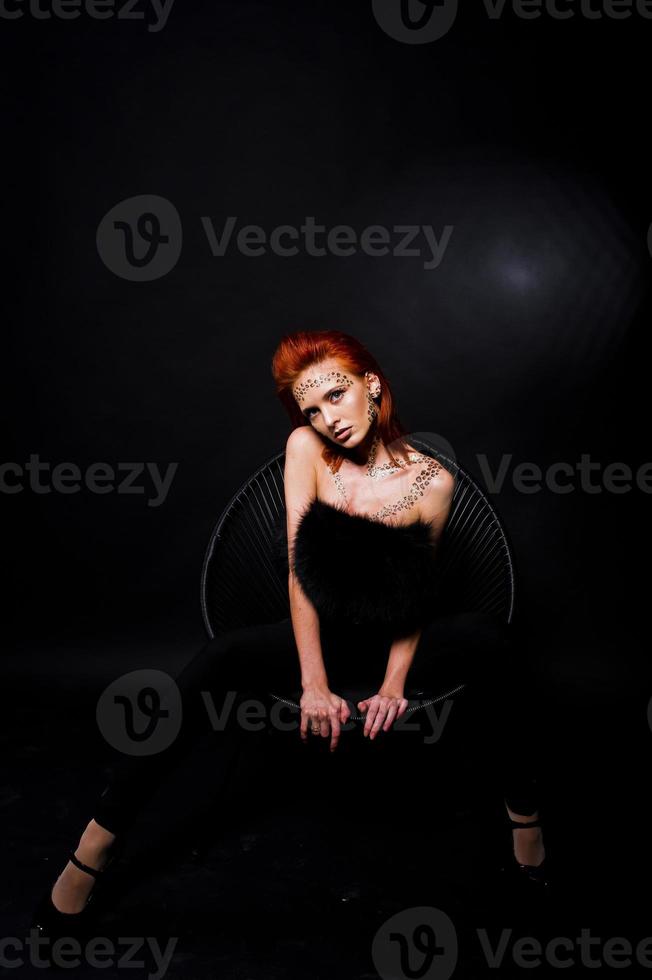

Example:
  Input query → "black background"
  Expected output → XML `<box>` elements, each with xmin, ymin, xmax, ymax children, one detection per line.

<box><xmin>2</xmin><ymin>0</ymin><xmax>651</xmax><ymax>972</ymax></box>
<box><xmin>2</xmin><ymin>0</ymin><xmax>650</xmax><ymax>645</ymax></box>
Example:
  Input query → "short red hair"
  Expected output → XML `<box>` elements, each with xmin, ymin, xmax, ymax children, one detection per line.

<box><xmin>271</xmin><ymin>329</ymin><xmax>410</xmax><ymax>471</ymax></box>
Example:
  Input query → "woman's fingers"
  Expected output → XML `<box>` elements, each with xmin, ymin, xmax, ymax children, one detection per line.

<box><xmin>300</xmin><ymin>712</ymin><xmax>310</xmax><ymax>742</ymax></box>
<box><xmin>302</xmin><ymin>694</ymin><xmax>405</xmax><ymax>745</ymax></box>
<box><xmin>363</xmin><ymin>699</ymin><xmax>382</xmax><ymax>738</ymax></box>
<box><xmin>329</xmin><ymin>713</ymin><xmax>341</xmax><ymax>752</ymax></box>
<box><xmin>368</xmin><ymin>700</ymin><xmax>390</xmax><ymax>739</ymax></box>
<box><xmin>360</xmin><ymin>696</ymin><xmax>406</xmax><ymax>738</ymax></box>
<box><xmin>299</xmin><ymin>698</ymin><xmax>350</xmax><ymax>750</ymax></box>
<box><xmin>301</xmin><ymin>711</ymin><xmax>324</xmax><ymax>741</ymax></box>
<box><xmin>382</xmin><ymin>702</ymin><xmax>399</xmax><ymax>732</ymax></box>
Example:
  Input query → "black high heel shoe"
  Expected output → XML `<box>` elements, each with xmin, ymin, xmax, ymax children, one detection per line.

<box><xmin>503</xmin><ymin>816</ymin><xmax>550</xmax><ymax>890</ymax></box>
<box><xmin>30</xmin><ymin>842</ymin><xmax>123</xmax><ymax>946</ymax></box>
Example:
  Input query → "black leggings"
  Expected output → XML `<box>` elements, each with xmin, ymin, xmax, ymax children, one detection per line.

<box><xmin>92</xmin><ymin>610</ymin><xmax>543</xmax><ymax>837</ymax></box>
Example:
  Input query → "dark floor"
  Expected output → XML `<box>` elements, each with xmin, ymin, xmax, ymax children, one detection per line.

<box><xmin>1</xmin><ymin>614</ymin><xmax>648</xmax><ymax>978</ymax></box>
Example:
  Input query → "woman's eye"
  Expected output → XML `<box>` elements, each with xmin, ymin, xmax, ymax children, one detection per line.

<box><xmin>305</xmin><ymin>389</ymin><xmax>345</xmax><ymax>419</ymax></box>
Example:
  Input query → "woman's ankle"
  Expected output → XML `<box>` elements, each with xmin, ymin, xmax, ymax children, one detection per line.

<box><xmin>504</xmin><ymin>804</ymin><xmax>545</xmax><ymax>865</ymax></box>
<box><xmin>76</xmin><ymin>820</ymin><xmax>118</xmax><ymax>866</ymax></box>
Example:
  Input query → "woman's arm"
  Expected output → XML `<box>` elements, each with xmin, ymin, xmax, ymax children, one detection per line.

<box><xmin>379</xmin><ymin>629</ymin><xmax>422</xmax><ymax>696</ymax></box>
<box><xmin>289</xmin><ymin>575</ymin><xmax>328</xmax><ymax>687</ymax></box>
<box><xmin>284</xmin><ymin>427</ymin><xmax>329</xmax><ymax>688</ymax></box>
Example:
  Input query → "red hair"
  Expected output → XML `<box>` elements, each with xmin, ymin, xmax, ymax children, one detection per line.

<box><xmin>271</xmin><ymin>329</ymin><xmax>411</xmax><ymax>472</ymax></box>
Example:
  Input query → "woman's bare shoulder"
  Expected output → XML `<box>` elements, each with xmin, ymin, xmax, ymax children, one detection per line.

<box><xmin>285</xmin><ymin>425</ymin><xmax>323</xmax><ymax>459</ymax></box>
<box><xmin>284</xmin><ymin>428</ymin><xmax>322</xmax><ymax>549</ymax></box>
<box><xmin>416</xmin><ymin>459</ymin><xmax>456</xmax><ymax>526</ymax></box>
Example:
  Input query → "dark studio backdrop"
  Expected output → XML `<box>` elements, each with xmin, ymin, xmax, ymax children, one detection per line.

<box><xmin>2</xmin><ymin>0</ymin><xmax>651</xmax><ymax>964</ymax></box>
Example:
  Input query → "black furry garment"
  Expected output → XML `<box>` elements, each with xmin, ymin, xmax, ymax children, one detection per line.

<box><xmin>271</xmin><ymin>497</ymin><xmax>442</xmax><ymax>639</ymax></box>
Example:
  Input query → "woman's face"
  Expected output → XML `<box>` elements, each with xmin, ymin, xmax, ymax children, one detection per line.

<box><xmin>292</xmin><ymin>358</ymin><xmax>379</xmax><ymax>448</ymax></box>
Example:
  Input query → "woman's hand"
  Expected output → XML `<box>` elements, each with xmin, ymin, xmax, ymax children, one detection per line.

<box><xmin>357</xmin><ymin>688</ymin><xmax>409</xmax><ymax>740</ymax></box>
<box><xmin>300</xmin><ymin>685</ymin><xmax>351</xmax><ymax>752</ymax></box>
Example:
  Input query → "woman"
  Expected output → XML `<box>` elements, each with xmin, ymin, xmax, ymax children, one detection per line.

<box><xmin>32</xmin><ymin>329</ymin><xmax>548</xmax><ymax>942</ymax></box>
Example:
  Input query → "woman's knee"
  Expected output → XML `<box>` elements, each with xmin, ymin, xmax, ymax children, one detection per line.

<box><xmin>191</xmin><ymin>618</ymin><xmax>296</xmax><ymax>692</ymax></box>
<box><xmin>417</xmin><ymin>609</ymin><xmax>512</xmax><ymax>671</ymax></box>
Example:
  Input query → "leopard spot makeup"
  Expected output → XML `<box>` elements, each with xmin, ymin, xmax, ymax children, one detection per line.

<box><xmin>292</xmin><ymin>370</ymin><xmax>354</xmax><ymax>406</ymax></box>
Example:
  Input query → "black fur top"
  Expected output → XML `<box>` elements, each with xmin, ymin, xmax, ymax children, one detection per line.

<box><xmin>270</xmin><ymin>497</ymin><xmax>442</xmax><ymax>638</ymax></box>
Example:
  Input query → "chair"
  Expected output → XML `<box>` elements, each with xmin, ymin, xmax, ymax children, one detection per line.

<box><xmin>200</xmin><ymin>437</ymin><xmax>516</xmax><ymax>721</ymax></box>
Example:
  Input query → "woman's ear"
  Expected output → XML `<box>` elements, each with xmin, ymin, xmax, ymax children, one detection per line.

<box><xmin>365</xmin><ymin>371</ymin><xmax>381</xmax><ymax>397</ymax></box>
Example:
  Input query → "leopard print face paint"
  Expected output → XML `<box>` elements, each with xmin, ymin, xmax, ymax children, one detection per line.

<box><xmin>366</xmin><ymin>390</ymin><xmax>377</xmax><ymax>423</ymax></box>
<box><xmin>292</xmin><ymin>370</ymin><xmax>354</xmax><ymax>406</ymax></box>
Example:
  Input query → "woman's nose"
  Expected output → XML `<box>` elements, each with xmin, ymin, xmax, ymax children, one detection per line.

<box><xmin>321</xmin><ymin>407</ymin><xmax>339</xmax><ymax>428</ymax></box>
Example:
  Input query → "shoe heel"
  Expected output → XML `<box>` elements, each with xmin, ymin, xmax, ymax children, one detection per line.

<box><xmin>504</xmin><ymin>816</ymin><xmax>551</xmax><ymax>890</ymax></box>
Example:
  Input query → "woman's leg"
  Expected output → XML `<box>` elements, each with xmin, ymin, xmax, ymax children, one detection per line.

<box><xmin>404</xmin><ymin>610</ymin><xmax>545</xmax><ymax>865</ymax></box>
<box><xmin>52</xmin><ymin>617</ymin><xmax>302</xmax><ymax>912</ymax></box>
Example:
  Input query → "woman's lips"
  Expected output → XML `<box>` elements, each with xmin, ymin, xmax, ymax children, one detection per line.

<box><xmin>334</xmin><ymin>426</ymin><xmax>352</xmax><ymax>441</ymax></box>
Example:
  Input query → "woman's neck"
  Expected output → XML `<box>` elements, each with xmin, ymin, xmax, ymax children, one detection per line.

<box><xmin>347</xmin><ymin>431</ymin><xmax>392</xmax><ymax>469</ymax></box>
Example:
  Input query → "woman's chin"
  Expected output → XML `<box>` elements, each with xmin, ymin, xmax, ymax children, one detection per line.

<box><xmin>338</xmin><ymin>429</ymin><xmax>378</xmax><ymax>456</ymax></box>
